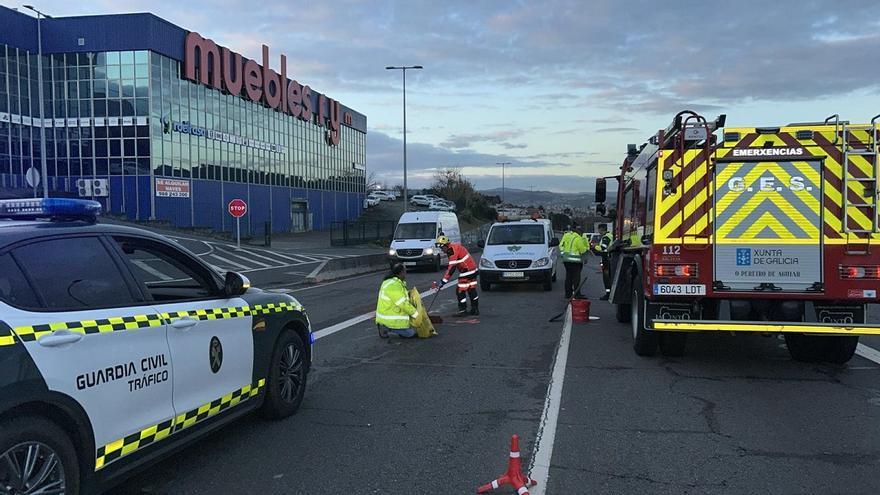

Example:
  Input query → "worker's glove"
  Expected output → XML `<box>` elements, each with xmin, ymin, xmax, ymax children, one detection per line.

<box><xmin>439</xmin><ymin>279</ymin><xmax>447</xmax><ymax>288</ymax></box>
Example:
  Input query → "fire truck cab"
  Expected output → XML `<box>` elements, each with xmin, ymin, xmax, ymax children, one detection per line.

<box><xmin>596</xmin><ymin>110</ymin><xmax>880</xmax><ymax>363</ymax></box>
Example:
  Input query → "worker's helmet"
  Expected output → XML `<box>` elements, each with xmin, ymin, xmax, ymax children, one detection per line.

<box><xmin>435</xmin><ymin>235</ymin><xmax>450</xmax><ymax>247</ymax></box>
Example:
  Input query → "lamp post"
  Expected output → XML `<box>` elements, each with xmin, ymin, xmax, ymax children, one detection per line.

<box><xmin>496</xmin><ymin>162</ymin><xmax>510</xmax><ymax>204</ymax></box>
<box><xmin>385</xmin><ymin>65</ymin><xmax>422</xmax><ymax>212</ymax></box>
<box><xmin>23</xmin><ymin>5</ymin><xmax>50</xmax><ymax>198</ymax></box>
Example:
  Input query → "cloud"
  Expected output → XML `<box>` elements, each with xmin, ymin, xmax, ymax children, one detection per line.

<box><xmin>595</xmin><ymin>127</ymin><xmax>640</xmax><ymax>133</ymax></box>
<box><xmin>440</xmin><ymin>130</ymin><xmax>526</xmax><ymax>149</ymax></box>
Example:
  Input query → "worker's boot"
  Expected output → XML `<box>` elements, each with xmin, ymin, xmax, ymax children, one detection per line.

<box><xmin>470</xmin><ymin>300</ymin><xmax>480</xmax><ymax>316</ymax></box>
<box><xmin>600</xmin><ymin>290</ymin><xmax>610</xmax><ymax>301</ymax></box>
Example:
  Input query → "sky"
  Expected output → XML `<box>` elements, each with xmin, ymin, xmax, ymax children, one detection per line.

<box><xmin>6</xmin><ymin>0</ymin><xmax>880</xmax><ymax>192</ymax></box>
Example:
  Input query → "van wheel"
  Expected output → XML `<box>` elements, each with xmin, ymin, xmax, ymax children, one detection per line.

<box><xmin>481</xmin><ymin>280</ymin><xmax>491</xmax><ymax>291</ymax></box>
<box><xmin>659</xmin><ymin>333</ymin><xmax>688</xmax><ymax>357</ymax></box>
<box><xmin>631</xmin><ymin>285</ymin><xmax>658</xmax><ymax>356</ymax></box>
<box><xmin>0</xmin><ymin>417</ymin><xmax>79</xmax><ymax>495</ymax></box>
<box><xmin>552</xmin><ymin>269</ymin><xmax>557</xmax><ymax>282</ymax></box>
<box><xmin>433</xmin><ymin>256</ymin><xmax>441</xmax><ymax>272</ymax></box>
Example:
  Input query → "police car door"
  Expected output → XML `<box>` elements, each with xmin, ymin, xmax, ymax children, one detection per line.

<box><xmin>111</xmin><ymin>236</ymin><xmax>254</xmax><ymax>431</ymax></box>
<box><xmin>1</xmin><ymin>236</ymin><xmax>175</xmax><ymax>471</ymax></box>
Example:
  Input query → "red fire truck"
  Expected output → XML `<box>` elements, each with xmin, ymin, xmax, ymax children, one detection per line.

<box><xmin>595</xmin><ymin>110</ymin><xmax>880</xmax><ymax>363</ymax></box>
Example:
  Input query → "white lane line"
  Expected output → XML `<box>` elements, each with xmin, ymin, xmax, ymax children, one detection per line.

<box><xmin>856</xmin><ymin>343</ymin><xmax>880</xmax><ymax>365</ymax></box>
<box><xmin>232</xmin><ymin>247</ymin><xmax>289</xmax><ymax>266</ymax></box>
<box><xmin>528</xmin><ymin>305</ymin><xmax>573</xmax><ymax>495</ymax></box>
<box><xmin>207</xmin><ymin>253</ymin><xmax>250</xmax><ymax>271</ymax></box>
<box><xmin>249</xmin><ymin>248</ymin><xmax>323</xmax><ymax>265</ymax></box>
<box><xmin>214</xmin><ymin>247</ymin><xmax>272</xmax><ymax>268</ymax></box>
<box><xmin>291</xmin><ymin>253</ymin><xmax>327</xmax><ymax>263</ymax></box>
<box><xmin>132</xmin><ymin>260</ymin><xmax>173</xmax><ymax>281</ymax></box>
<box><xmin>312</xmin><ymin>281</ymin><xmax>458</xmax><ymax>341</ymax></box>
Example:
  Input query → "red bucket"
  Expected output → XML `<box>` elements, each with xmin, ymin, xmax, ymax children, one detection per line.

<box><xmin>571</xmin><ymin>299</ymin><xmax>591</xmax><ymax>323</ymax></box>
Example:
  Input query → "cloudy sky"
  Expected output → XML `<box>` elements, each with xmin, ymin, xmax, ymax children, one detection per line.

<box><xmin>8</xmin><ymin>0</ymin><xmax>880</xmax><ymax>192</ymax></box>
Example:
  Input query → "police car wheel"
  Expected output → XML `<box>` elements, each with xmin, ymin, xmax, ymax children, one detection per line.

<box><xmin>263</xmin><ymin>331</ymin><xmax>307</xmax><ymax>419</ymax></box>
<box><xmin>0</xmin><ymin>417</ymin><xmax>79</xmax><ymax>495</ymax></box>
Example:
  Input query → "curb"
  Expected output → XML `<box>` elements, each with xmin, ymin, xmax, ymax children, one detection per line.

<box><xmin>305</xmin><ymin>253</ymin><xmax>391</xmax><ymax>284</ymax></box>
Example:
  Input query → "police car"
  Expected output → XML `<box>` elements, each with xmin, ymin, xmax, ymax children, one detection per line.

<box><xmin>0</xmin><ymin>199</ymin><xmax>312</xmax><ymax>494</ymax></box>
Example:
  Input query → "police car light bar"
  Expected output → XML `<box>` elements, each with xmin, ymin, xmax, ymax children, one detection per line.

<box><xmin>0</xmin><ymin>198</ymin><xmax>102</xmax><ymax>222</ymax></box>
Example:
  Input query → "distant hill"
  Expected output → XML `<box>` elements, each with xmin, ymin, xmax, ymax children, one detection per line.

<box><xmin>480</xmin><ymin>188</ymin><xmax>596</xmax><ymax>209</ymax></box>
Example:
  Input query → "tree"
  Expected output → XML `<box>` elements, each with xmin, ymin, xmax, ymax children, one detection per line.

<box><xmin>429</xmin><ymin>168</ymin><xmax>496</xmax><ymax>223</ymax></box>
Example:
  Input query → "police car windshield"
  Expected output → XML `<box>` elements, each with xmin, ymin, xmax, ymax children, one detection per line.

<box><xmin>394</xmin><ymin>222</ymin><xmax>436</xmax><ymax>240</ymax></box>
<box><xmin>487</xmin><ymin>224</ymin><xmax>545</xmax><ymax>245</ymax></box>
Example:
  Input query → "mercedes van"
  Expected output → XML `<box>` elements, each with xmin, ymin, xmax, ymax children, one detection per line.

<box><xmin>389</xmin><ymin>211</ymin><xmax>461</xmax><ymax>271</ymax></box>
<box><xmin>478</xmin><ymin>219</ymin><xmax>559</xmax><ymax>291</ymax></box>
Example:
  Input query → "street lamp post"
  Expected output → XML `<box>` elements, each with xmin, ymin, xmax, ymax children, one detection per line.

<box><xmin>496</xmin><ymin>162</ymin><xmax>510</xmax><ymax>204</ymax></box>
<box><xmin>23</xmin><ymin>5</ymin><xmax>50</xmax><ymax>198</ymax></box>
<box><xmin>385</xmin><ymin>65</ymin><xmax>422</xmax><ymax>212</ymax></box>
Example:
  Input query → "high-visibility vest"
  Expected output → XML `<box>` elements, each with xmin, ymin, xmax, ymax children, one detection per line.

<box><xmin>595</xmin><ymin>232</ymin><xmax>613</xmax><ymax>253</ymax></box>
<box><xmin>443</xmin><ymin>243</ymin><xmax>478</xmax><ymax>281</ymax></box>
<box><xmin>560</xmin><ymin>231</ymin><xmax>588</xmax><ymax>263</ymax></box>
<box><xmin>375</xmin><ymin>277</ymin><xmax>418</xmax><ymax>329</ymax></box>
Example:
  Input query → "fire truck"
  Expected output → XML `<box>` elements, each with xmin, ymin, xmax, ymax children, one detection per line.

<box><xmin>595</xmin><ymin>110</ymin><xmax>880</xmax><ymax>363</ymax></box>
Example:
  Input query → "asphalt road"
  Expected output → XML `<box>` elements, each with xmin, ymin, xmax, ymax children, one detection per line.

<box><xmin>112</xmin><ymin>255</ymin><xmax>880</xmax><ymax>494</ymax></box>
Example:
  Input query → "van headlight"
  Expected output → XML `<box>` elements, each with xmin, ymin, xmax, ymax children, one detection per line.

<box><xmin>389</xmin><ymin>249</ymin><xmax>397</xmax><ymax>256</ymax></box>
<box><xmin>425</xmin><ymin>248</ymin><xmax>434</xmax><ymax>256</ymax></box>
<box><xmin>480</xmin><ymin>257</ymin><xmax>494</xmax><ymax>268</ymax></box>
<box><xmin>534</xmin><ymin>257</ymin><xmax>550</xmax><ymax>267</ymax></box>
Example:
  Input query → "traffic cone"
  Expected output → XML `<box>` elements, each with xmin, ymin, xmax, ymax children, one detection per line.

<box><xmin>476</xmin><ymin>435</ymin><xmax>537</xmax><ymax>494</ymax></box>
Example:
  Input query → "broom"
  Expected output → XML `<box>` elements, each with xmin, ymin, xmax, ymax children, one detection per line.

<box><xmin>427</xmin><ymin>288</ymin><xmax>444</xmax><ymax>324</ymax></box>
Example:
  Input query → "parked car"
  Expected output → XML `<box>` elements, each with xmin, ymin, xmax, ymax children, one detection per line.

<box><xmin>428</xmin><ymin>200</ymin><xmax>455</xmax><ymax>212</ymax></box>
<box><xmin>379</xmin><ymin>190</ymin><xmax>398</xmax><ymax>200</ymax></box>
<box><xmin>364</xmin><ymin>196</ymin><xmax>380</xmax><ymax>209</ymax></box>
<box><xmin>370</xmin><ymin>191</ymin><xmax>392</xmax><ymax>201</ymax></box>
<box><xmin>410</xmin><ymin>195</ymin><xmax>432</xmax><ymax>207</ymax></box>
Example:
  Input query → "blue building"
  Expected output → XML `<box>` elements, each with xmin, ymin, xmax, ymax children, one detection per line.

<box><xmin>0</xmin><ymin>6</ymin><xmax>367</xmax><ymax>233</ymax></box>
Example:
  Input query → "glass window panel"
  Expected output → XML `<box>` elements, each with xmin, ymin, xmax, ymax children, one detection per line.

<box><xmin>110</xmin><ymin>139</ymin><xmax>121</xmax><ymax>156</ymax></box>
<box><xmin>121</xmin><ymin>65</ymin><xmax>135</xmax><ymax>79</ymax></box>
<box><xmin>106</xmin><ymin>65</ymin><xmax>120</xmax><ymax>80</ymax></box>
<box><xmin>135</xmin><ymin>78</ymin><xmax>148</xmax><ymax>98</ymax></box>
<box><xmin>124</xmin><ymin>139</ymin><xmax>135</xmax><ymax>156</ymax></box>
<box><xmin>135</xmin><ymin>51</ymin><xmax>149</xmax><ymax>64</ymax></box>
<box><xmin>119</xmin><ymin>51</ymin><xmax>134</xmax><ymax>65</ymax></box>
<box><xmin>135</xmin><ymin>65</ymin><xmax>148</xmax><ymax>78</ymax></box>
<box><xmin>121</xmin><ymin>80</ymin><xmax>135</xmax><ymax>98</ymax></box>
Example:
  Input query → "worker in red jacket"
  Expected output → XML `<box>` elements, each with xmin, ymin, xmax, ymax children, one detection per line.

<box><xmin>436</xmin><ymin>235</ymin><xmax>479</xmax><ymax>316</ymax></box>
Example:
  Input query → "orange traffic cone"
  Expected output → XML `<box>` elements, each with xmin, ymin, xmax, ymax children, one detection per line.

<box><xmin>476</xmin><ymin>435</ymin><xmax>537</xmax><ymax>494</ymax></box>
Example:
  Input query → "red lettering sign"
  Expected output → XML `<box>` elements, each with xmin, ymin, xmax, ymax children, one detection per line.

<box><xmin>184</xmin><ymin>32</ymin><xmax>345</xmax><ymax>145</ymax></box>
<box><xmin>228</xmin><ymin>198</ymin><xmax>247</xmax><ymax>218</ymax></box>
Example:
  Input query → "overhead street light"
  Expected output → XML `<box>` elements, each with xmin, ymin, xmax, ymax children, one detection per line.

<box><xmin>496</xmin><ymin>162</ymin><xmax>511</xmax><ymax>204</ymax></box>
<box><xmin>385</xmin><ymin>65</ymin><xmax>423</xmax><ymax>212</ymax></box>
<box><xmin>23</xmin><ymin>4</ymin><xmax>52</xmax><ymax>198</ymax></box>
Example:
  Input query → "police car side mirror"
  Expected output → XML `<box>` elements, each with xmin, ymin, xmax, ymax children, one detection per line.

<box><xmin>549</xmin><ymin>238</ymin><xmax>560</xmax><ymax>247</ymax></box>
<box><xmin>478</xmin><ymin>240</ymin><xmax>485</xmax><ymax>248</ymax></box>
<box><xmin>224</xmin><ymin>272</ymin><xmax>250</xmax><ymax>297</ymax></box>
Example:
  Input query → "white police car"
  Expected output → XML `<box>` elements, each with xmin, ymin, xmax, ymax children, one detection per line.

<box><xmin>0</xmin><ymin>199</ymin><xmax>312</xmax><ymax>494</ymax></box>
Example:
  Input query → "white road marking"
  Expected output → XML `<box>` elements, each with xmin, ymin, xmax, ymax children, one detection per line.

<box><xmin>312</xmin><ymin>281</ymin><xmax>458</xmax><ymax>340</ymax></box>
<box><xmin>131</xmin><ymin>260</ymin><xmax>173</xmax><ymax>281</ymax></box>
<box><xmin>207</xmin><ymin>253</ymin><xmax>250</xmax><ymax>271</ymax></box>
<box><xmin>232</xmin><ymin>246</ymin><xmax>292</xmax><ymax>266</ymax></box>
<box><xmin>214</xmin><ymin>247</ymin><xmax>272</xmax><ymax>268</ymax></box>
<box><xmin>856</xmin><ymin>343</ymin><xmax>880</xmax><ymax>365</ymax></box>
<box><xmin>528</xmin><ymin>304</ymin><xmax>573</xmax><ymax>495</ymax></box>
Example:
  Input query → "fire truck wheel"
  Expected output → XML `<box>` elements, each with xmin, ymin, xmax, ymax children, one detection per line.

<box><xmin>659</xmin><ymin>333</ymin><xmax>688</xmax><ymax>357</ymax></box>
<box><xmin>631</xmin><ymin>286</ymin><xmax>658</xmax><ymax>356</ymax></box>
<box><xmin>784</xmin><ymin>334</ymin><xmax>823</xmax><ymax>362</ymax></box>
<box><xmin>820</xmin><ymin>336</ymin><xmax>858</xmax><ymax>364</ymax></box>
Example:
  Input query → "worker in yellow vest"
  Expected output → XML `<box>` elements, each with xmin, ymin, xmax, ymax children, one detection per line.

<box><xmin>560</xmin><ymin>224</ymin><xmax>589</xmax><ymax>299</ymax></box>
<box><xmin>375</xmin><ymin>263</ymin><xmax>419</xmax><ymax>338</ymax></box>
<box><xmin>593</xmin><ymin>224</ymin><xmax>614</xmax><ymax>300</ymax></box>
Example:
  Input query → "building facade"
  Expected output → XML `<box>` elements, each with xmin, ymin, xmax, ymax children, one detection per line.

<box><xmin>0</xmin><ymin>7</ymin><xmax>367</xmax><ymax>233</ymax></box>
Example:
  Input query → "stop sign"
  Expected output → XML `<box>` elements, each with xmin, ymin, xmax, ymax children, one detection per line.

<box><xmin>228</xmin><ymin>198</ymin><xmax>247</xmax><ymax>218</ymax></box>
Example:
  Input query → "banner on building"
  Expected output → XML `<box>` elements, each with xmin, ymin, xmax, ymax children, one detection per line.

<box><xmin>155</xmin><ymin>178</ymin><xmax>191</xmax><ymax>198</ymax></box>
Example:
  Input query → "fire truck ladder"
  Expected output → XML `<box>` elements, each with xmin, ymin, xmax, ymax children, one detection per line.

<box><xmin>676</xmin><ymin>112</ymin><xmax>714</xmax><ymax>247</ymax></box>
<box><xmin>841</xmin><ymin>114</ymin><xmax>880</xmax><ymax>254</ymax></box>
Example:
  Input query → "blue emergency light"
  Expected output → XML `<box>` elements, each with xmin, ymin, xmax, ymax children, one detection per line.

<box><xmin>0</xmin><ymin>198</ymin><xmax>102</xmax><ymax>222</ymax></box>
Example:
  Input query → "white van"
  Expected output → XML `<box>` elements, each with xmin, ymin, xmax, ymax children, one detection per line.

<box><xmin>478</xmin><ymin>219</ymin><xmax>560</xmax><ymax>291</ymax></box>
<box><xmin>389</xmin><ymin>211</ymin><xmax>461</xmax><ymax>271</ymax></box>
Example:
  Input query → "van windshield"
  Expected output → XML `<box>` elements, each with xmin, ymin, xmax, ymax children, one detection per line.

<box><xmin>394</xmin><ymin>222</ymin><xmax>437</xmax><ymax>240</ymax></box>
<box><xmin>487</xmin><ymin>224</ymin><xmax>545</xmax><ymax>245</ymax></box>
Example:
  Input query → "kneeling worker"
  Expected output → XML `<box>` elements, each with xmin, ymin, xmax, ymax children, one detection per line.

<box><xmin>376</xmin><ymin>263</ymin><xmax>419</xmax><ymax>338</ymax></box>
<box><xmin>560</xmin><ymin>224</ymin><xmax>588</xmax><ymax>299</ymax></box>
<box><xmin>436</xmin><ymin>235</ymin><xmax>479</xmax><ymax>316</ymax></box>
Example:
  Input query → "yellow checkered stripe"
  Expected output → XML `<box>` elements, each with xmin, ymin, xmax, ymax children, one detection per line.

<box><xmin>95</xmin><ymin>378</ymin><xmax>266</xmax><ymax>470</ymax></box>
<box><xmin>2</xmin><ymin>302</ymin><xmax>302</xmax><ymax>347</ymax></box>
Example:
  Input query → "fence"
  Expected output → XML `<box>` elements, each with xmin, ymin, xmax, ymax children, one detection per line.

<box><xmin>330</xmin><ymin>220</ymin><xmax>397</xmax><ymax>246</ymax></box>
